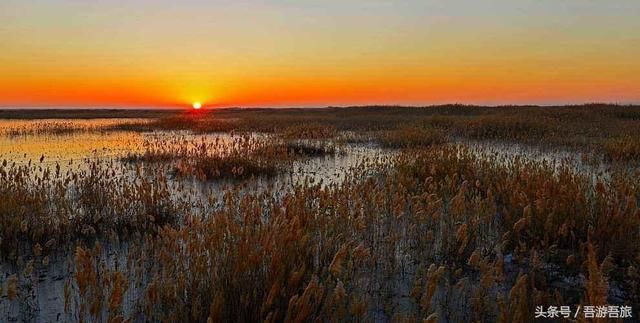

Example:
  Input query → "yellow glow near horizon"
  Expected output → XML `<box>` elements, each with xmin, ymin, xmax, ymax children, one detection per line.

<box><xmin>0</xmin><ymin>1</ymin><xmax>639</xmax><ymax>107</ymax></box>
<box><xmin>192</xmin><ymin>102</ymin><xmax>202</xmax><ymax>110</ymax></box>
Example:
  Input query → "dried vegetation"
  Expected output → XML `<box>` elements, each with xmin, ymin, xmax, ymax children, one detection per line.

<box><xmin>2</xmin><ymin>104</ymin><xmax>640</xmax><ymax>322</ymax></box>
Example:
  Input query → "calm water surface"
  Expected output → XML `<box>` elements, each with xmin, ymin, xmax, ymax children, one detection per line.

<box><xmin>0</xmin><ymin>119</ymin><xmax>392</xmax><ymax>322</ymax></box>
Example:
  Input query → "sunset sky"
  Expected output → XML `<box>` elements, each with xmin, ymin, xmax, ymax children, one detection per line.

<box><xmin>1</xmin><ymin>0</ymin><xmax>639</xmax><ymax>108</ymax></box>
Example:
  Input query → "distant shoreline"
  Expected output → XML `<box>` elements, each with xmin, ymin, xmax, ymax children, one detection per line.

<box><xmin>0</xmin><ymin>103</ymin><xmax>638</xmax><ymax>120</ymax></box>
<box><xmin>0</xmin><ymin>109</ymin><xmax>179</xmax><ymax>119</ymax></box>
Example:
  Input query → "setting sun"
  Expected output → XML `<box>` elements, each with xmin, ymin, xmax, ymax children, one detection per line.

<box><xmin>192</xmin><ymin>102</ymin><xmax>202</xmax><ymax>110</ymax></box>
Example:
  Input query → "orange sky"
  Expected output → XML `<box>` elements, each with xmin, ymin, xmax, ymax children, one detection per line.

<box><xmin>1</xmin><ymin>0</ymin><xmax>639</xmax><ymax>108</ymax></box>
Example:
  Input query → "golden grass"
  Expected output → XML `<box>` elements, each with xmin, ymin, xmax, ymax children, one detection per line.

<box><xmin>281</xmin><ymin>124</ymin><xmax>337</xmax><ymax>139</ymax></box>
<box><xmin>101</xmin><ymin>105</ymin><xmax>640</xmax><ymax>161</ymax></box>
<box><xmin>3</xmin><ymin>105</ymin><xmax>640</xmax><ymax>321</ymax></box>
<box><xmin>0</xmin><ymin>159</ymin><xmax>181</xmax><ymax>256</ymax></box>
<box><xmin>603</xmin><ymin>135</ymin><xmax>640</xmax><ymax>162</ymax></box>
<box><xmin>52</xmin><ymin>143</ymin><xmax>636</xmax><ymax>321</ymax></box>
<box><xmin>122</xmin><ymin>135</ymin><xmax>337</xmax><ymax>180</ymax></box>
<box><xmin>378</xmin><ymin>125</ymin><xmax>447</xmax><ymax>148</ymax></box>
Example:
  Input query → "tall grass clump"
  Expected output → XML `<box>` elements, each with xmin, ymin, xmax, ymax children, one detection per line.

<box><xmin>0</xmin><ymin>159</ymin><xmax>183</xmax><ymax>258</ymax></box>
<box><xmin>123</xmin><ymin>135</ymin><xmax>337</xmax><ymax>181</ymax></box>
<box><xmin>603</xmin><ymin>135</ymin><xmax>640</xmax><ymax>162</ymax></box>
<box><xmin>457</xmin><ymin>115</ymin><xmax>554</xmax><ymax>143</ymax></box>
<box><xmin>282</xmin><ymin>123</ymin><xmax>337</xmax><ymax>139</ymax></box>
<box><xmin>377</xmin><ymin>125</ymin><xmax>447</xmax><ymax>148</ymax></box>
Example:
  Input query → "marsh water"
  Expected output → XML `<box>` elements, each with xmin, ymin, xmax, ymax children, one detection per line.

<box><xmin>0</xmin><ymin>119</ymin><xmax>397</xmax><ymax>322</ymax></box>
<box><xmin>0</xmin><ymin>118</ymin><xmax>611</xmax><ymax>322</ymax></box>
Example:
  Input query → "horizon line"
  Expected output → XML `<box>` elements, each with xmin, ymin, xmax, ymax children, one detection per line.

<box><xmin>1</xmin><ymin>102</ymin><xmax>639</xmax><ymax>110</ymax></box>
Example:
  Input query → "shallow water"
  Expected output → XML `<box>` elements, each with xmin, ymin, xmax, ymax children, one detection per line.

<box><xmin>462</xmin><ymin>139</ymin><xmax>611</xmax><ymax>181</ymax></box>
<box><xmin>2</xmin><ymin>119</ymin><xmax>610</xmax><ymax>322</ymax></box>
<box><xmin>0</xmin><ymin>119</ymin><xmax>393</xmax><ymax>322</ymax></box>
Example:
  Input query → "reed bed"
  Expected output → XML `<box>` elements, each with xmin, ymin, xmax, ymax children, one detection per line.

<box><xmin>281</xmin><ymin>124</ymin><xmax>337</xmax><ymax>139</ymax></box>
<box><xmin>106</xmin><ymin>104</ymin><xmax>640</xmax><ymax>159</ymax></box>
<box><xmin>3</xmin><ymin>121</ymin><xmax>84</xmax><ymax>136</ymax></box>
<box><xmin>54</xmin><ymin>145</ymin><xmax>640</xmax><ymax>321</ymax></box>
<box><xmin>2</xmin><ymin>105</ymin><xmax>640</xmax><ymax>322</ymax></box>
<box><xmin>282</xmin><ymin>141</ymin><xmax>337</xmax><ymax>157</ymax></box>
<box><xmin>0</xmin><ymin>159</ymin><xmax>184</xmax><ymax>258</ymax></box>
<box><xmin>0</xmin><ymin>119</ymin><xmax>150</xmax><ymax>137</ymax></box>
<box><xmin>455</xmin><ymin>115</ymin><xmax>554</xmax><ymax>143</ymax></box>
<box><xmin>603</xmin><ymin>135</ymin><xmax>640</xmax><ymax>162</ymax></box>
<box><xmin>377</xmin><ymin>125</ymin><xmax>448</xmax><ymax>148</ymax></box>
<box><xmin>122</xmin><ymin>135</ymin><xmax>338</xmax><ymax>180</ymax></box>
